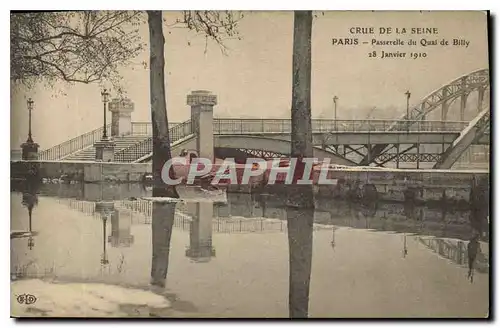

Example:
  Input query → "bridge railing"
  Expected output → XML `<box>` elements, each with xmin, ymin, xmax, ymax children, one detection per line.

<box><xmin>115</xmin><ymin>120</ymin><xmax>193</xmax><ymax>162</ymax></box>
<box><xmin>131</xmin><ymin>122</ymin><xmax>180</xmax><ymax>135</ymax></box>
<box><xmin>125</xmin><ymin>119</ymin><xmax>471</xmax><ymax>136</ymax></box>
<box><xmin>387</xmin><ymin>120</ymin><xmax>471</xmax><ymax>133</ymax></box>
<box><xmin>213</xmin><ymin>119</ymin><xmax>469</xmax><ymax>134</ymax></box>
<box><xmin>38</xmin><ymin>124</ymin><xmax>111</xmax><ymax>161</ymax></box>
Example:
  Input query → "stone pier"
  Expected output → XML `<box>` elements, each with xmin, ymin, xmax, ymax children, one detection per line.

<box><xmin>94</xmin><ymin>139</ymin><xmax>116</xmax><ymax>162</ymax></box>
<box><xmin>187</xmin><ymin>90</ymin><xmax>217</xmax><ymax>162</ymax></box>
<box><xmin>109</xmin><ymin>98</ymin><xmax>135</xmax><ymax>137</ymax></box>
<box><xmin>21</xmin><ymin>141</ymin><xmax>39</xmax><ymax>160</ymax></box>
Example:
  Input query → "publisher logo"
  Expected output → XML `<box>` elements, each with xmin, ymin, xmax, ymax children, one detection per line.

<box><xmin>16</xmin><ymin>293</ymin><xmax>37</xmax><ymax>305</ymax></box>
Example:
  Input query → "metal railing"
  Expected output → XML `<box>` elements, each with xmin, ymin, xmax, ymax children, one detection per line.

<box><xmin>131</xmin><ymin>122</ymin><xmax>180</xmax><ymax>135</ymax></box>
<box><xmin>56</xmin><ymin>199</ymin><xmax>100</xmax><ymax>218</ymax></box>
<box><xmin>38</xmin><ymin>124</ymin><xmax>111</xmax><ymax>161</ymax></box>
<box><xmin>34</xmin><ymin>118</ymin><xmax>483</xmax><ymax>162</ymax></box>
<box><xmin>118</xmin><ymin>199</ymin><xmax>192</xmax><ymax>228</ymax></box>
<box><xmin>129</xmin><ymin>119</ymin><xmax>471</xmax><ymax>136</ymax></box>
<box><xmin>212</xmin><ymin>119</ymin><xmax>469</xmax><ymax>135</ymax></box>
<box><xmin>118</xmin><ymin>199</ymin><xmax>286</xmax><ymax>233</ymax></box>
<box><xmin>35</xmin><ymin>122</ymin><xmax>180</xmax><ymax>161</ymax></box>
<box><xmin>115</xmin><ymin>120</ymin><xmax>193</xmax><ymax>162</ymax></box>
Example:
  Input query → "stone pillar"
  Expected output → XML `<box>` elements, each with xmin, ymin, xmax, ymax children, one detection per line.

<box><xmin>108</xmin><ymin>98</ymin><xmax>135</xmax><ymax>137</ymax></box>
<box><xmin>21</xmin><ymin>141</ymin><xmax>39</xmax><ymax>160</ymax></box>
<box><xmin>187</xmin><ymin>91</ymin><xmax>217</xmax><ymax>162</ymax></box>
<box><xmin>185</xmin><ymin>202</ymin><xmax>215</xmax><ymax>262</ymax></box>
<box><xmin>94</xmin><ymin>140</ymin><xmax>116</xmax><ymax>162</ymax></box>
<box><xmin>108</xmin><ymin>210</ymin><xmax>134</xmax><ymax>247</ymax></box>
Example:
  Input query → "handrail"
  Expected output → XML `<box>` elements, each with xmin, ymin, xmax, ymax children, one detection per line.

<box><xmin>115</xmin><ymin>120</ymin><xmax>193</xmax><ymax>162</ymax></box>
<box><xmin>212</xmin><ymin>119</ymin><xmax>470</xmax><ymax>134</ymax></box>
<box><xmin>38</xmin><ymin>124</ymin><xmax>112</xmax><ymax>161</ymax></box>
<box><xmin>36</xmin><ymin>122</ymin><xmax>181</xmax><ymax>161</ymax></box>
<box><xmin>34</xmin><ymin>118</ymin><xmax>486</xmax><ymax>162</ymax></box>
<box><xmin>131</xmin><ymin>122</ymin><xmax>180</xmax><ymax>135</ymax></box>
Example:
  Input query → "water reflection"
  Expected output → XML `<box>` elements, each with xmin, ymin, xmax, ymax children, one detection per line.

<box><xmin>331</xmin><ymin>226</ymin><xmax>338</xmax><ymax>250</ymax></box>
<box><xmin>285</xmin><ymin>185</ymin><xmax>314</xmax><ymax>318</ymax></box>
<box><xmin>94</xmin><ymin>202</ymin><xmax>114</xmax><ymax>267</ymax></box>
<box><xmin>11</xmin><ymin>181</ymin><xmax>40</xmax><ymax>251</ymax></box>
<box><xmin>10</xmin><ymin>183</ymin><xmax>490</xmax><ymax>318</ymax></box>
<box><xmin>468</xmin><ymin>232</ymin><xmax>481</xmax><ymax>283</ymax></box>
<box><xmin>151</xmin><ymin>201</ymin><xmax>176</xmax><ymax>288</ymax></box>
<box><xmin>108</xmin><ymin>207</ymin><xmax>134</xmax><ymax>248</ymax></box>
<box><xmin>185</xmin><ymin>202</ymin><xmax>216</xmax><ymax>262</ymax></box>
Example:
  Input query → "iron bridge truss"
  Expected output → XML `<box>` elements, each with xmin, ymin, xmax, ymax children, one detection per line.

<box><xmin>236</xmin><ymin>148</ymin><xmax>288</xmax><ymax>160</ymax></box>
<box><xmin>325</xmin><ymin>144</ymin><xmax>443</xmax><ymax>166</ymax></box>
<box><xmin>360</xmin><ymin>68</ymin><xmax>490</xmax><ymax>166</ymax></box>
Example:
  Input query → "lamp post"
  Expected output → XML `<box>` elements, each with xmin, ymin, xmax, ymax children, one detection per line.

<box><xmin>22</xmin><ymin>191</ymin><xmax>37</xmax><ymax>250</ymax></box>
<box><xmin>405</xmin><ymin>90</ymin><xmax>411</xmax><ymax>131</ymax></box>
<box><xmin>333</xmin><ymin>96</ymin><xmax>338</xmax><ymax>131</ymax></box>
<box><xmin>101</xmin><ymin>214</ymin><xmax>109</xmax><ymax>265</ymax></box>
<box><xmin>403</xmin><ymin>234</ymin><xmax>408</xmax><ymax>258</ymax></box>
<box><xmin>28</xmin><ymin>205</ymin><xmax>34</xmax><ymax>250</ymax></box>
<box><xmin>101</xmin><ymin>89</ymin><xmax>110</xmax><ymax>140</ymax></box>
<box><xmin>331</xmin><ymin>226</ymin><xmax>338</xmax><ymax>250</ymax></box>
<box><xmin>26</xmin><ymin>98</ymin><xmax>34</xmax><ymax>143</ymax></box>
<box><xmin>21</xmin><ymin>98</ymin><xmax>39</xmax><ymax>160</ymax></box>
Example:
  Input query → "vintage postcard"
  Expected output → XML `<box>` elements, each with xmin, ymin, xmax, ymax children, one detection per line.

<box><xmin>10</xmin><ymin>10</ymin><xmax>490</xmax><ymax>318</ymax></box>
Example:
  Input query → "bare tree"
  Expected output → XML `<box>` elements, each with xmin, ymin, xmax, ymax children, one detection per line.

<box><xmin>10</xmin><ymin>10</ymin><xmax>243</xmax><ymax>89</ymax></box>
<box><xmin>11</xmin><ymin>10</ymin><xmax>242</xmax><ymax>197</ymax></box>
<box><xmin>10</xmin><ymin>11</ymin><xmax>143</xmax><ymax>90</ymax></box>
<box><xmin>148</xmin><ymin>10</ymin><xmax>242</xmax><ymax>197</ymax></box>
<box><xmin>180</xmin><ymin>11</ymin><xmax>242</xmax><ymax>53</ymax></box>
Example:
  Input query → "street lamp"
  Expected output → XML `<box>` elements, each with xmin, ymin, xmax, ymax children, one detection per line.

<box><xmin>333</xmin><ymin>96</ymin><xmax>338</xmax><ymax>131</ymax></box>
<box><xmin>403</xmin><ymin>234</ymin><xmax>408</xmax><ymax>258</ymax></box>
<box><xmin>100</xmin><ymin>214</ymin><xmax>109</xmax><ymax>265</ymax></box>
<box><xmin>26</xmin><ymin>98</ymin><xmax>34</xmax><ymax>143</ymax></box>
<box><xmin>331</xmin><ymin>226</ymin><xmax>338</xmax><ymax>250</ymax></box>
<box><xmin>405</xmin><ymin>90</ymin><xmax>411</xmax><ymax>131</ymax></box>
<box><xmin>101</xmin><ymin>89</ymin><xmax>110</xmax><ymax>140</ymax></box>
<box><xmin>22</xmin><ymin>191</ymin><xmax>38</xmax><ymax>250</ymax></box>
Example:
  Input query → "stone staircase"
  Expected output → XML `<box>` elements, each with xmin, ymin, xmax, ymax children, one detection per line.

<box><xmin>62</xmin><ymin>135</ymin><xmax>150</xmax><ymax>161</ymax></box>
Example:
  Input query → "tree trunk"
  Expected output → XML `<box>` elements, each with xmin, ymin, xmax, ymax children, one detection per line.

<box><xmin>288</xmin><ymin>11</ymin><xmax>314</xmax><ymax>208</ymax></box>
<box><xmin>286</xmin><ymin>206</ymin><xmax>314</xmax><ymax>318</ymax></box>
<box><xmin>147</xmin><ymin>11</ymin><xmax>179</xmax><ymax>198</ymax></box>
<box><xmin>150</xmin><ymin>201</ymin><xmax>177</xmax><ymax>287</ymax></box>
<box><xmin>291</xmin><ymin>11</ymin><xmax>313</xmax><ymax>160</ymax></box>
<box><xmin>287</xmin><ymin>11</ymin><xmax>315</xmax><ymax>319</ymax></box>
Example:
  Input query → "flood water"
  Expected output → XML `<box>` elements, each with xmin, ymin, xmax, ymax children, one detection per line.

<box><xmin>10</xmin><ymin>182</ymin><xmax>490</xmax><ymax>318</ymax></box>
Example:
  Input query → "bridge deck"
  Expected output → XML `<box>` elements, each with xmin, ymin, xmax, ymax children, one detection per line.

<box><xmin>30</xmin><ymin>118</ymin><xmax>489</xmax><ymax>167</ymax></box>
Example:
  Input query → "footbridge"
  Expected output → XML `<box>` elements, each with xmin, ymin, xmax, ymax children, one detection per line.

<box><xmin>25</xmin><ymin>69</ymin><xmax>489</xmax><ymax>169</ymax></box>
<box><xmin>361</xmin><ymin>68</ymin><xmax>490</xmax><ymax>167</ymax></box>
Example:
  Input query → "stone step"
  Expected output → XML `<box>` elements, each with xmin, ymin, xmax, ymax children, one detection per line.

<box><xmin>63</xmin><ymin>135</ymin><xmax>150</xmax><ymax>161</ymax></box>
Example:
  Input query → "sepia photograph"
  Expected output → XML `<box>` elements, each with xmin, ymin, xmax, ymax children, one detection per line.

<box><xmin>9</xmin><ymin>9</ymin><xmax>490</xmax><ymax>319</ymax></box>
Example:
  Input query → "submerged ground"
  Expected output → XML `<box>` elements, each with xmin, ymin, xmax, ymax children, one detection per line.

<box><xmin>10</xmin><ymin>183</ymin><xmax>489</xmax><ymax>318</ymax></box>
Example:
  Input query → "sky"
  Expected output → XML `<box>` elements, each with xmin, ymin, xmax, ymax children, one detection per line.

<box><xmin>10</xmin><ymin>11</ymin><xmax>489</xmax><ymax>149</ymax></box>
